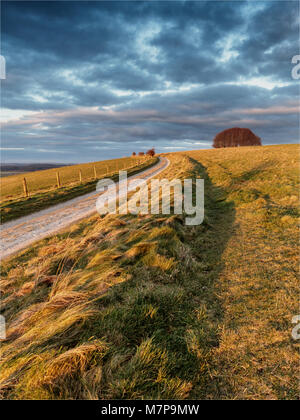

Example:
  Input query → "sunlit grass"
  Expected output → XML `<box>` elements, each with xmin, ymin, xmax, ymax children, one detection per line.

<box><xmin>1</xmin><ymin>156</ymin><xmax>148</xmax><ymax>200</ymax></box>
<box><xmin>0</xmin><ymin>145</ymin><xmax>298</xmax><ymax>399</ymax></box>
<box><xmin>0</xmin><ymin>156</ymin><xmax>156</xmax><ymax>223</ymax></box>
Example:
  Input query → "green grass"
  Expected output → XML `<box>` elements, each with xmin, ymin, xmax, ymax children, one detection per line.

<box><xmin>0</xmin><ymin>145</ymin><xmax>298</xmax><ymax>400</ymax></box>
<box><xmin>1</xmin><ymin>156</ymin><xmax>157</xmax><ymax>224</ymax></box>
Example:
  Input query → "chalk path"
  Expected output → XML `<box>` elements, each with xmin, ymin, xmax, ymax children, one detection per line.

<box><xmin>1</xmin><ymin>157</ymin><xmax>169</xmax><ymax>259</ymax></box>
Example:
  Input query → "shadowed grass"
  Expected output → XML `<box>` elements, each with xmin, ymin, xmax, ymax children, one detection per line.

<box><xmin>187</xmin><ymin>144</ymin><xmax>299</xmax><ymax>400</ymax></box>
<box><xmin>0</xmin><ymin>153</ymin><xmax>234</xmax><ymax>399</ymax></box>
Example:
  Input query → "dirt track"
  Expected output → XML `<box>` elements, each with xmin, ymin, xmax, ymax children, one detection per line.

<box><xmin>1</xmin><ymin>157</ymin><xmax>169</xmax><ymax>259</ymax></box>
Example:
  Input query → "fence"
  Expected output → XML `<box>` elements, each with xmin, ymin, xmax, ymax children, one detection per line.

<box><xmin>1</xmin><ymin>156</ymin><xmax>152</xmax><ymax>200</ymax></box>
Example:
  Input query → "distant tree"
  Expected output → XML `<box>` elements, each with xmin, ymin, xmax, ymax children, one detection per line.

<box><xmin>213</xmin><ymin>127</ymin><xmax>262</xmax><ymax>148</ymax></box>
<box><xmin>132</xmin><ymin>152</ymin><xmax>136</xmax><ymax>156</ymax></box>
<box><xmin>146</xmin><ymin>148</ymin><xmax>155</xmax><ymax>157</ymax></box>
<box><xmin>138</xmin><ymin>152</ymin><xmax>145</xmax><ymax>156</ymax></box>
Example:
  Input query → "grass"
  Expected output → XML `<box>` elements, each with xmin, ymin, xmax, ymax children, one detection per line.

<box><xmin>0</xmin><ymin>156</ymin><xmax>157</xmax><ymax>224</ymax></box>
<box><xmin>0</xmin><ymin>144</ymin><xmax>298</xmax><ymax>399</ymax></box>
<box><xmin>186</xmin><ymin>144</ymin><xmax>299</xmax><ymax>399</ymax></box>
<box><xmin>1</xmin><ymin>156</ymin><xmax>146</xmax><ymax>199</ymax></box>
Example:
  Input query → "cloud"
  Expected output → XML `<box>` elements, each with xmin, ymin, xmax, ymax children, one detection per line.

<box><xmin>0</xmin><ymin>147</ymin><xmax>25</xmax><ymax>151</ymax></box>
<box><xmin>239</xmin><ymin>106</ymin><xmax>300</xmax><ymax>115</ymax></box>
<box><xmin>1</xmin><ymin>1</ymin><xmax>299</xmax><ymax>162</ymax></box>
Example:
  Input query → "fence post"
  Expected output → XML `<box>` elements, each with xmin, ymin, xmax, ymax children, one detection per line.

<box><xmin>93</xmin><ymin>165</ymin><xmax>97</xmax><ymax>180</ymax></box>
<box><xmin>56</xmin><ymin>171</ymin><xmax>61</xmax><ymax>188</ymax></box>
<box><xmin>22</xmin><ymin>177</ymin><xmax>29</xmax><ymax>197</ymax></box>
<box><xmin>79</xmin><ymin>169</ymin><xmax>82</xmax><ymax>183</ymax></box>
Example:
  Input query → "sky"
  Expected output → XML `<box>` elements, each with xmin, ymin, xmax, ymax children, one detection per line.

<box><xmin>0</xmin><ymin>0</ymin><xmax>299</xmax><ymax>163</ymax></box>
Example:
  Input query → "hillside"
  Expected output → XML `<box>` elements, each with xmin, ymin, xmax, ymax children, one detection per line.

<box><xmin>0</xmin><ymin>156</ymin><xmax>157</xmax><ymax>223</ymax></box>
<box><xmin>0</xmin><ymin>144</ymin><xmax>298</xmax><ymax>400</ymax></box>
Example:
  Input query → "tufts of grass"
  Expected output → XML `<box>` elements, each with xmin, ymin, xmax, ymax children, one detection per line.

<box><xmin>125</xmin><ymin>242</ymin><xmax>157</xmax><ymax>259</ymax></box>
<box><xmin>0</xmin><ymin>145</ymin><xmax>298</xmax><ymax>400</ymax></box>
<box><xmin>1</xmin><ymin>153</ymin><xmax>224</xmax><ymax>399</ymax></box>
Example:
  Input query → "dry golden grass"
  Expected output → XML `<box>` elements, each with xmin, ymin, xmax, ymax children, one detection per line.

<box><xmin>0</xmin><ymin>144</ymin><xmax>298</xmax><ymax>400</ymax></box>
<box><xmin>1</xmin><ymin>154</ymin><xmax>197</xmax><ymax>399</ymax></box>
<box><xmin>0</xmin><ymin>155</ymin><xmax>157</xmax><ymax>224</ymax></box>
<box><xmin>1</xmin><ymin>156</ymin><xmax>148</xmax><ymax>201</ymax></box>
<box><xmin>187</xmin><ymin>144</ymin><xmax>299</xmax><ymax>400</ymax></box>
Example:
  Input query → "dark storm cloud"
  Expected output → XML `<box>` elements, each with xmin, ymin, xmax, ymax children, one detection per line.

<box><xmin>1</xmin><ymin>1</ymin><xmax>299</xmax><ymax>163</ymax></box>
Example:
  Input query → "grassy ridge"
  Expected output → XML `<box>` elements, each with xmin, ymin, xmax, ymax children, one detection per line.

<box><xmin>0</xmin><ymin>145</ymin><xmax>298</xmax><ymax>399</ymax></box>
<box><xmin>1</xmin><ymin>156</ymin><xmax>157</xmax><ymax>224</ymax></box>
<box><xmin>187</xmin><ymin>144</ymin><xmax>299</xmax><ymax>399</ymax></box>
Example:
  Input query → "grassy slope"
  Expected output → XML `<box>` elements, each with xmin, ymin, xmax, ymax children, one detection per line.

<box><xmin>1</xmin><ymin>157</ymin><xmax>158</xmax><ymax>224</ymax></box>
<box><xmin>187</xmin><ymin>144</ymin><xmax>299</xmax><ymax>399</ymax></box>
<box><xmin>0</xmin><ymin>145</ymin><xmax>298</xmax><ymax>400</ymax></box>
<box><xmin>1</xmin><ymin>157</ymin><xmax>143</xmax><ymax>199</ymax></box>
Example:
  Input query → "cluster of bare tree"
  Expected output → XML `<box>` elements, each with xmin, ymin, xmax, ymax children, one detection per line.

<box><xmin>213</xmin><ymin>127</ymin><xmax>262</xmax><ymax>148</ymax></box>
<box><xmin>132</xmin><ymin>148</ymin><xmax>155</xmax><ymax>157</ymax></box>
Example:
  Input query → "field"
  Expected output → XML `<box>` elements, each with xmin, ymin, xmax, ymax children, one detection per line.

<box><xmin>0</xmin><ymin>144</ymin><xmax>299</xmax><ymax>400</ymax></box>
<box><xmin>0</xmin><ymin>156</ymin><xmax>156</xmax><ymax>223</ymax></box>
<box><xmin>1</xmin><ymin>156</ymin><xmax>149</xmax><ymax>200</ymax></box>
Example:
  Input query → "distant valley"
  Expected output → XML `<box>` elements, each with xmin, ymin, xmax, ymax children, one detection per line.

<box><xmin>0</xmin><ymin>163</ymin><xmax>71</xmax><ymax>177</ymax></box>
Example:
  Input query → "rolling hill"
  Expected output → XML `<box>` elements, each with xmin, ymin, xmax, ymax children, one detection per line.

<box><xmin>0</xmin><ymin>144</ymin><xmax>298</xmax><ymax>400</ymax></box>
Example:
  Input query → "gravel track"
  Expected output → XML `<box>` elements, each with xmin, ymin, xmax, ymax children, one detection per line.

<box><xmin>1</xmin><ymin>157</ymin><xmax>169</xmax><ymax>259</ymax></box>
